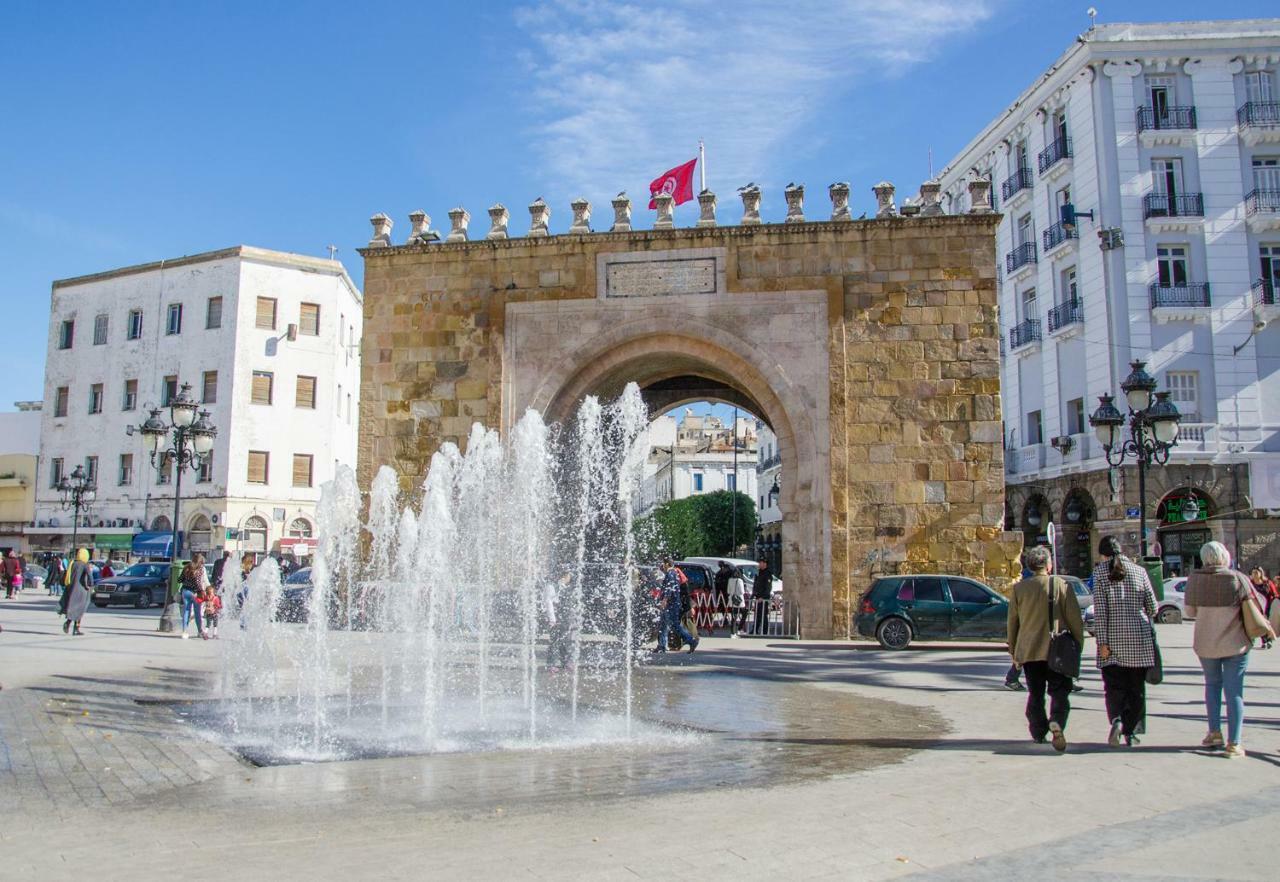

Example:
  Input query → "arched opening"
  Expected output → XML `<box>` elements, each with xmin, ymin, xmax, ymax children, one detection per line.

<box><xmin>187</xmin><ymin>515</ymin><xmax>213</xmax><ymax>554</ymax></box>
<box><xmin>1058</xmin><ymin>489</ymin><xmax>1096</xmax><ymax>577</ymax></box>
<box><xmin>150</xmin><ymin>515</ymin><xmax>171</xmax><ymax>533</ymax></box>
<box><xmin>287</xmin><ymin>518</ymin><xmax>313</xmax><ymax>539</ymax></box>
<box><xmin>243</xmin><ymin>515</ymin><xmax>270</xmax><ymax>554</ymax></box>
<box><xmin>1156</xmin><ymin>487</ymin><xmax>1215</xmax><ymax>576</ymax></box>
<box><xmin>1021</xmin><ymin>494</ymin><xmax>1051</xmax><ymax>548</ymax></box>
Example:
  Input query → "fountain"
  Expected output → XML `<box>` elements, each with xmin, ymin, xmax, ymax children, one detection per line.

<box><xmin>204</xmin><ymin>384</ymin><xmax>683</xmax><ymax>764</ymax></box>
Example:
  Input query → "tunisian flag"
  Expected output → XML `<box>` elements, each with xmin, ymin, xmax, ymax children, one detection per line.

<box><xmin>648</xmin><ymin>158</ymin><xmax>698</xmax><ymax>209</ymax></box>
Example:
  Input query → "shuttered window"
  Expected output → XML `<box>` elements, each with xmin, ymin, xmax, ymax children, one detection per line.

<box><xmin>94</xmin><ymin>314</ymin><xmax>109</xmax><ymax>345</ymax></box>
<box><xmin>206</xmin><ymin>296</ymin><xmax>223</xmax><ymax>329</ymax></box>
<box><xmin>247</xmin><ymin>450</ymin><xmax>269</xmax><ymax>484</ymax></box>
<box><xmin>295</xmin><ymin>375</ymin><xmax>316</xmax><ymax>409</ymax></box>
<box><xmin>251</xmin><ymin>371</ymin><xmax>273</xmax><ymax>405</ymax></box>
<box><xmin>292</xmin><ymin>454</ymin><xmax>313</xmax><ymax>488</ymax></box>
<box><xmin>256</xmin><ymin>297</ymin><xmax>277</xmax><ymax>330</ymax></box>
<box><xmin>299</xmin><ymin>302</ymin><xmax>320</xmax><ymax>336</ymax></box>
<box><xmin>202</xmin><ymin>370</ymin><xmax>218</xmax><ymax>404</ymax></box>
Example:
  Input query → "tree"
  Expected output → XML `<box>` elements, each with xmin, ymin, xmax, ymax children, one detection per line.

<box><xmin>635</xmin><ymin>490</ymin><xmax>757</xmax><ymax>561</ymax></box>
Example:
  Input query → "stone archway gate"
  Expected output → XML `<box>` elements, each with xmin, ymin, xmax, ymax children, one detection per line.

<box><xmin>358</xmin><ymin>199</ymin><xmax>1022</xmax><ymax>638</ymax></box>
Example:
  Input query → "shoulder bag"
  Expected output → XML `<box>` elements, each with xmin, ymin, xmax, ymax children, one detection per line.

<box><xmin>1146</xmin><ymin>622</ymin><xmax>1163</xmax><ymax>685</ymax></box>
<box><xmin>1241</xmin><ymin>583</ymin><xmax>1277</xmax><ymax>643</ymax></box>
<box><xmin>1047</xmin><ymin>577</ymin><xmax>1081</xmax><ymax>679</ymax></box>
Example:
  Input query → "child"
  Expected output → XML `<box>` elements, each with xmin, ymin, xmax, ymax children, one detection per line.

<box><xmin>203</xmin><ymin>586</ymin><xmax>222</xmax><ymax>639</ymax></box>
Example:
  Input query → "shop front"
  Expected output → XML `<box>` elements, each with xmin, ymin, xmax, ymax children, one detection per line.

<box><xmin>1156</xmin><ymin>488</ymin><xmax>1214</xmax><ymax>576</ymax></box>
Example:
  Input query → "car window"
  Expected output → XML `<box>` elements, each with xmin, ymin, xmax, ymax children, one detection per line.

<box><xmin>896</xmin><ymin>581</ymin><xmax>914</xmax><ymax>601</ymax></box>
<box><xmin>284</xmin><ymin>568</ymin><xmax>312</xmax><ymax>585</ymax></box>
<box><xmin>914</xmin><ymin>577</ymin><xmax>945</xmax><ymax>602</ymax></box>
<box><xmin>677</xmin><ymin>566</ymin><xmax>710</xmax><ymax>590</ymax></box>
<box><xmin>948</xmin><ymin>580</ymin><xmax>991</xmax><ymax>604</ymax></box>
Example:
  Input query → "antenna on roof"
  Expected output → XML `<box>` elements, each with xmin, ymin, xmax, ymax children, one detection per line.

<box><xmin>1087</xmin><ymin>7</ymin><xmax>1097</xmax><ymax>30</ymax></box>
<box><xmin>325</xmin><ymin>245</ymin><xmax>338</xmax><ymax>261</ymax></box>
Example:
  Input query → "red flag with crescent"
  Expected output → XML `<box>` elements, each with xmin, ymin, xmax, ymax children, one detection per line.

<box><xmin>648</xmin><ymin>158</ymin><xmax>698</xmax><ymax>209</ymax></box>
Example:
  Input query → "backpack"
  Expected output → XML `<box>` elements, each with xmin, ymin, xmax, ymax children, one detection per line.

<box><xmin>674</xmin><ymin>567</ymin><xmax>688</xmax><ymax>586</ymax></box>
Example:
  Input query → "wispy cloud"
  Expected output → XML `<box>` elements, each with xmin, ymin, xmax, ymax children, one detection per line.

<box><xmin>513</xmin><ymin>0</ymin><xmax>994</xmax><ymax>203</ymax></box>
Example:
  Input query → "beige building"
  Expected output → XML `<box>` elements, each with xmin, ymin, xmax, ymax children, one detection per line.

<box><xmin>0</xmin><ymin>403</ymin><xmax>42</xmax><ymax>554</ymax></box>
<box><xmin>356</xmin><ymin>185</ymin><xmax>1023</xmax><ymax>638</ymax></box>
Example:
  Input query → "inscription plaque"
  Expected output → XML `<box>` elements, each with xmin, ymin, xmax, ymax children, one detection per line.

<box><xmin>605</xmin><ymin>257</ymin><xmax>717</xmax><ymax>298</ymax></box>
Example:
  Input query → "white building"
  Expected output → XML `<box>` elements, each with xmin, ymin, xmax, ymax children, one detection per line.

<box><xmin>638</xmin><ymin>410</ymin><xmax>758</xmax><ymax>515</ymax></box>
<box><xmin>0</xmin><ymin>403</ymin><xmax>43</xmax><ymax>554</ymax></box>
<box><xmin>31</xmin><ymin>246</ymin><xmax>363</xmax><ymax>562</ymax></box>
<box><xmin>755</xmin><ymin>420</ymin><xmax>782</xmax><ymax>574</ymax></box>
<box><xmin>938</xmin><ymin>19</ymin><xmax>1280</xmax><ymax>576</ymax></box>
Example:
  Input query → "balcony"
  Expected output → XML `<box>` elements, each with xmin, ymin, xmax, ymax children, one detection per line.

<box><xmin>1005</xmin><ymin>241</ymin><xmax>1037</xmax><ymax>276</ymax></box>
<box><xmin>1245</xmin><ymin>188</ymin><xmax>1280</xmax><ymax>234</ymax></box>
<box><xmin>1001</xmin><ymin>167</ymin><xmax>1033</xmax><ymax>204</ymax></box>
<box><xmin>1149</xmin><ymin>282</ymin><xmax>1211</xmax><ymax>322</ymax></box>
<box><xmin>1037</xmin><ymin>137</ymin><xmax>1072</xmax><ymax>177</ymax></box>
<box><xmin>1009</xmin><ymin>318</ymin><xmax>1042</xmax><ymax>351</ymax></box>
<box><xmin>1254</xmin><ymin>278</ymin><xmax>1277</xmax><ymax>307</ymax></box>
<box><xmin>1042</xmin><ymin>220</ymin><xmax>1077</xmax><ymax>253</ymax></box>
<box><xmin>1143</xmin><ymin>192</ymin><xmax>1204</xmax><ymax>232</ymax></box>
<box><xmin>1136</xmin><ymin>105</ymin><xmax>1198</xmax><ymax>145</ymax></box>
<box><xmin>1047</xmin><ymin>299</ymin><xmax>1083</xmax><ymax>334</ymax></box>
<box><xmin>1237</xmin><ymin>101</ymin><xmax>1280</xmax><ymax>146</ymax></box>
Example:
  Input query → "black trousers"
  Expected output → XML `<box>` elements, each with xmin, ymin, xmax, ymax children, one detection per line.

<box><xmin>1101</xmin><ymin>665</ymin><xmax>1148</xmax><ymax>736</ymax></box>
<box><xmin>1023</xmin><ymin>660</ymin><xmax>1072</xmax><ymax>739</ymax></box>
<box><xmin>753</xmin><ymin>597</ymin><xmax>770</xmax><ymax>634</ymax></box>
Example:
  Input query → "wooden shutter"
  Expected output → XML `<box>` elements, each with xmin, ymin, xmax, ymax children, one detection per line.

<box><xmin>251</xmin><ymin>371</ymin><xmax>273</xmax><ymax>405</ymax></box>
<box><xmin>295</xmin><ymin>375</ymin><xmax>316</xmax><ymax>409</ymax></box>
<box><xmin>247</xmin><ymin>451</ymin><xmax>269</xmax><ymax>484</ymax></box>
<box><xmin>206</xmin><ymin>296</ymin><xmax>223</xmax><ymax>329</ymax></box>
<box><xmin>202</xmin><ymin>371</ymin><xmax>218</xmax><ymax>404</ymax></box>
<box><xmin>299</xmin><ymin>303</ymin><xmax>320</xmax><ymax>336</ymax></box>
<box><xmin>256</xmin><ymin>297</ymin><xmax>277</xmax><ymax>330</ymax></box>
<box><xmin>292</xmin><ymin>454</ymin><xmax>313</xmax><ymax>487</ymax></box>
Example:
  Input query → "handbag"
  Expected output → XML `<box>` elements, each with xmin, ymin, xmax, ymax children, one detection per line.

<box><xmin>1046</xmin><ymin>577</ymin><xmax>1082</xmax><ymax>679</ymax></box>
<box><xmin>1146</xmin><ymin>623</ymin><xmax>1163</xmax><ymax>685</ymax></box>
<box><xmin>1241</xmin><ymin>586</ymin><xmax>1277</xmax><ymax>642</ymax></box>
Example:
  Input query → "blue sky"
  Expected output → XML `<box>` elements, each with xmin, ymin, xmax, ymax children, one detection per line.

<box><xmin>2</xmin><ymin>1</ymin><xmax>1276</xmax><ymax>410</ymax></box>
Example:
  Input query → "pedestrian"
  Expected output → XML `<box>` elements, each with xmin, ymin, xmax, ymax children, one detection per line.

<box><xmin>656</xmin><ymin>559</ymin><xmax>698</xmax><ymax>653</ymax></box>
<box><xmin>2</xmin><ymin>549</ymin><xmax>22</xmax><ymax>599</ymax></box>
<box><xmin>1003</xmin><ymin>662</ymin><xmax>1025</xmax><ymax>691</ymax></box>
<box><xmin>1185</xmin><ymin>542</ymin><xmax>1275</xmax><ymax>758</ymax></box>
<box><xmin>545</xmin><ymin>570</ymin><xmax>575</xmax><ymax>672</ymax></box>
<box><xmin>1092</xmin><ymin>535</ymin><xmax>1158</xmax><ymax>747</ymax></box>
<box><xmin>1007</xmin><ymin>546</ymin><xmax>1084</xmax><ymax>751</ymax></box>
<box><xmin>100</xmin><ymin>558</ymin><xmax>115</xmax><ymax>580</ymax></box>
<box><xmin>713</xmin><ymin>561</ymin><xmax>733</xmax><ymax>633</ymax></box>
<box><xmin>727</xmin><ymin>566</ymin><xmax>747</xmax><ymax>637</ymax></box>
<box><xmin>1247</xmin><ymin>566</ymin><xmax>1277</xmax><ymax>616</ymax></box>
<box><xmin>751</xmin><ymin>558</ymin><xmax>773</xmax><ymax>635</ymax></box>
<box><xmin>179</xmin><ymin>553</ymin><xmax>208</xmax><ymax>640</ymax></box>
<box><xmin>212</xmin><ymin>549</ymin><xmax>231</xmax><ymax>588</ymax></box>
<box><xmin>62</xmin><ymin>548</ymin><xmax>93</xmax><ymax>636</ymax></box>
<box><xmin>202</xmin><ymin>583</ymin><xmax>223</xmax><ymax>639</ymax></box>
<box><xmin>46</xmin><ymin>553</ymin><xmax>65</xmax><ymax>597</ymax></box>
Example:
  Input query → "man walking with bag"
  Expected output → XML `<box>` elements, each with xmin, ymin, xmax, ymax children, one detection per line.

<box><xmin>1007</xmin><ymin>546</ymin><xmax>1084</xmax><ymax>752</ymax></box>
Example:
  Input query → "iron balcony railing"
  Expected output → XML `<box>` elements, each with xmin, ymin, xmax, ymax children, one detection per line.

<box><xmin>1238</xmin><ymin>101</ymin><xmax>1280</xmax><ymax>128</ymax></box>
<box><xmin>1245</xmin><ymin>188</ymin><xmax>1280</xmax><ymax>215</ymax></box>
<box><xmin>1042</xmin><ymin>220</ymin><xmax>1078</xmax><ymax>251</ymax></box>
<box><xmin>1143</xmin><ymin>192</ymin><xmax>1204</xmax><ymax>219</ymax></box>
<box><xmin>1149</xmin><ymin>282</ymin><xmax>1211</xmax><ymax>309</ymax></box>
<box><xmin>1005</xmin><ymin>241</ymin><xmax>1037</xmax><ymax>273</ymax></box>
<box><xmin>1136</xmin><ymin>105</ymin><xmax>1197</xmax><ymax>132</ymax></box>
<box><xmin>1001</xmin><ymin>166</ymin><xmax>1033</xmax><ymax>201</ymax></box>
<box><xmin>1009</xmin><ymin>318</ymin><xmax>1042</xmax><ymax>350</ymax></box>
<box><xmin>1047</xmin><ymin>299</ymin><xmax>1083</xmax><ymax>332</ymax></box>
<box><xmin>1254</xmin><ymin>278</ymin><xmax>1277</xmax><ymax>307</ymax></box>
<box><xmin>1037</xmin><ymin>137</ymin><xmax>1072</xmax><ymax>173</ymax></box>
<box><xmin>756</xmin><ymin>453</ymin><xmax>781</xmax><ymax>472</ymax></box>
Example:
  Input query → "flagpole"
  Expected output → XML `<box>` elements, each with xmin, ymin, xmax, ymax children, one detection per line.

<box><xmin>699</xmin><ymin>139</ymin><xmax>706</xmax><ymax>192</ymax></box>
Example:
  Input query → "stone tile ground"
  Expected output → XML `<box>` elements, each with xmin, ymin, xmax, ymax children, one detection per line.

<box><xmin>1</xmin><ymin>593</ymin><xmax>1276</xmax><ymax>880</ymax></box>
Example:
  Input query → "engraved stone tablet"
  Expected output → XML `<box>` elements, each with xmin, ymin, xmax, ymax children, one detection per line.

<box><xmin>605</xmin><ymin>257</ymin><xmax>717</xmax><ymax>298</ymax></box>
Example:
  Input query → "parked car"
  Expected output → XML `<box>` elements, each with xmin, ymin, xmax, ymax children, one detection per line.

<box><xmin>24</xmin><ymin>563</ymin><xmax>47</xmax><ymax>594</ymax></box>
<box><xmin>1061</xmin><ymin>575</ymin><xmax>1092</xmax><ymax>613</ymax></box>
<box><xmin>856</xmin><ymin>574</ymin><xmax>1008</xmax><ymax>649</ymax></box>
<box><xmin>1157</xmin><ymin>576</ymin><xmax>1186</xmax><ymax>623</ymax></box>
<box><xmin>681</xmin><ymin>556</ymin><xmax>783</xmax><ymax>596</ymax></box>
<box><xmin>91</xmin><ymin>563</ymin><xmax>171</xmax><ymax>608</ymax></box>
<box><xmin>276</xmin><ymin>567</ymin><xmax>314</xmax><ymax>623</ymax></box>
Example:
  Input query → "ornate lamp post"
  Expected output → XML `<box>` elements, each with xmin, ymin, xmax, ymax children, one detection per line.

<box><xmin>57</xmin><ymin>464</ymin><xmax>97</xmax><ymax>553</ymax></box>
<box><xmin>1089</xmin><ymin>360</ymin><xmax>1182</xmax><ymax>559</ymax></box>
<box><xmin>134</xmin><ymin>382</ymin><xmax>217</xmax><ymax>632</ymax></box>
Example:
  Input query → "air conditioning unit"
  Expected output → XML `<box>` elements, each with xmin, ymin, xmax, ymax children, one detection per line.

<box><xmin>211</xmin><ymin>513</ymin><xmax>220</xmax><ymax>525</ymax></box>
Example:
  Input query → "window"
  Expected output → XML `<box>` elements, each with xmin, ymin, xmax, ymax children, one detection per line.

<box><xmin>118</xmin><ymin>454</ymin><xmax>133</xmax><ymax>486</ymax></box>
<box><xmin>341</xmin><ymin>313</ymin><xmax>347</xmax><ymax>363</ymax></box>
<box><xmin>292</xmin><ymin>453</ymin><xmax>314</xmax><ymax>488</ymax></box>
<box><xmin>251</xmin><ymin>371</ymin><xmax>274</xmax><ymax>405</ymax></box>
<box><xmin>58</xmin><ymin>319</ymin><xmax>74</xmax><ymax>349</ymax></box>
<box><xmin>256</xmin><ymin>297</ymin><xmax>277</xmax><ymax>330</ymax></box>
<box><xmin>1020</xmin><ymin>287</ymin><xmax>1037</xmax><ymax>321</ymax></box>
<box><xmin>151</xmin><ymin>515</ymin><xmax>171</xmax><ymax>533</ymax></box>
<box><xmin>54</xmin><ymin>386</ymin><xmax>69</xmax><ymax>418</ymax></box>
<box><xmin>162</xmin><ymin>375</ymin><xmax>178</xmax><ymax>406</ymax></box>
<box><xmin>243</xmin><ymin>516</ymin><xmax>269</xmax><ymax>553</ymax></box>
<box><xmin>123</xmin><ymin>379</ymin><xmax>138</xmax><ymax>411</ymax></box>
<box><xmin>156</xmin><ymin>453</ymin><xmax>173</xmax><ymax>484</ymax></box>
<box><xmin>346</xmin><ymin>393</ymin><xmax>352</xmax><ymax>424</ymax></box>
<box><xmin>1052</xmin><ymin>109</ymin><xmax>1068</xmax><ymax>147</ymax></box>
<box><xmin>201</xmin><ymin>370</ymin><xmax>218</xmax><ymax>404</ymax></box>
<box><xmin>1066</xmin><ymin>397</ymin><xmax>1085</xmax><ymax>435</ymax></box>
<box><xmin>88</xmin><ymin>383</ymin><xmax>103</xmax><ymax>414</ymax></box>
<box><xmin>166</xmin><ymin>303</ymin><xmax>183</xmax><ymax>335</ymax></box>
<box><xmin>1261</xmin><ymin>245</ymin><xmax>1280</xmax><ymax>289</ymax></box>
<box><xmin>948</xmin><ymin>580</ymin><xmax>991</xmax><ymax>605</ymax></box>
<box><xmin>1167</xmin><ymin>371</ymin><xmax>1200</xmax><ymax>422</ymax></box>
<box><xmin>127</xmin><ymin>309</ymin><xmax>143</xmax><ymax>340</ymax></box>
<box><xmin>295</xmin><ymin>375</ymin><xmax>317</xmax><ymax>409</ymax></box>
<box><xmin>299</xmin><ymin>302</ymin><xmax>320</xmax><ymax>336</ymax></box>
<box><xmin>1254</xmin><ymin>156</ymin><xmax>1280</xmax><ymax>193</ymax></box>
<box><xmin>912</xmin><ymin>577</ymin><xmax>945</xmax><ymax>603</ymax></box>
<box><xmin>197</xmin><ymin>451</ymin><xmax>213</xmax><ymax>484</ymax></box>
<box><xmin>1060</xmin><ymin>267</ymin><xmax>1078</xmax><ymax>305</ymax></box>
<box><xmin>93</xmin><ymin>314</ymin><xmax>108</xmax><ymax>345</ymax></box>
<box><xmin>1014</xmin><ymin>140</ymin><xmax>1028</xmax><ymax>174</ymax></box>
<box><xmin>1146</xmin><ymin>75</ymin><xmax>1173</xmax><ymax>120</ymax></box>
<box><xmin>337</xmin><ymin>383</ymin><xmax>343</xmax><ymax>416</ymax></box>
<box><xmin>247</xmin><ymin>450</ymin><xmax>270</xmax><ymax>484</ymax></box>
<box><xmin>727</xmin><ymin>473</ymin><xmax>737</xmax><ymax>492</ymax></box>
<box><xmin>50</xmin><ymin>457</ymin><xmax>64</xmax><ymax>488</ymax></box>
<box><xmin>1157</xmin><ymin>245</ymin><xmax>1189</xmax><ymax>287</ymax></box>
<box><xmin>84</xmin><ymin>456</ymin><xmax>97</xmax><ymax>484</ymax></box>
<box><xmin>206</xmin><ymin>296</ymin><xmax>223</xmax><ymax>329</ymax></box>
<box><xmin>1152</xmin><ymin>158</ymin><xmax>1183</xmax><ymax>199</ymax></box>
<box><xmin>288</xmin><ymin>518</ymin><xmax>313</xmax><ymax>539</ymax></box>
<box><xmin>1026</xmin><ymin>410</ymin><xmax>1044</xmax><ymax>446</ymax></box>
<box><xmin>1245</xmin><ymin>70</ymin><xmax>1275</xmax><ymax>105</ymax></box>
<box><xmin>188</xmin><ymin>516</ymin><xmax>213</xmax><ymax>552</ymax></box>
<box><xmin>1016</xmin><ymin>213</ymin><xmax>1033</xmax><ymax>247</ymax></box>
<box><xmin>693</xmin><ymin>473</ymin><xmax>704</xmax><ymax>492</ymax></box>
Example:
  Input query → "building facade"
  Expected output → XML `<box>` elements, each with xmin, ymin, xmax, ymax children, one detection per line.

<box><xmin>938</xmin><ymin>19</ymin><xmax>1280</xmax><ymax>577</ymax></box>
<box><xmin>0</xmin><ymin>403</ymin><xmax>43</xmax><ymax>554</ymax></box>
<box><xmin>756</xmin><ymin>420</ymin><xmax>782</xmax><ymax>574</ymax></box>
<box><xmin>31</xmin><ymin>246</ymin><xmax>363</xmax><ymax>562</ymax></box>
<box><xmin>638</xmin><ymin>410</ymin><xmax>759</xmax><ymax>516</ymax></box>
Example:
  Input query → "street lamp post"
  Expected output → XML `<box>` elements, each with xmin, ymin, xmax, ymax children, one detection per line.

<box><xmin>1089</xmin><ymin>360</ymin><xmax>1183</xmax><ymax>560</ymax></box>
<box><xmin>133</xmin><ymin>382</ymin><xmax>217</xmax><ymax>632</ymax></box>
<box><xmin>57</xmin><ymin>464</ymin><xmax>97</xmax><ymax>553</ymax></box>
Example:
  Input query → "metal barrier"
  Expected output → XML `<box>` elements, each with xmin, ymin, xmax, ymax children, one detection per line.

<box><xmin>687</xmin><ymin>591</ymin><xmax>801</xmax><ymax>639</ymax></box>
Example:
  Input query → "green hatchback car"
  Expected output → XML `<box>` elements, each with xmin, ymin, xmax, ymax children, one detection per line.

<box><xmin>855</xmin><ymin>574</ymin><xmax>1008</xmax><ymax>649</ymax></box>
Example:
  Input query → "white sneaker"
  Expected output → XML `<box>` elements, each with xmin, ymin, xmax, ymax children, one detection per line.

<box><xmin>180</xmin><ymin>633</ymin><xmax>189</xmax><ymax>640</ymax></box>
<box><xmin>1224</xmin><ymin>742</ymin><xmax>1247</xmax><ymax>758</ymax></box>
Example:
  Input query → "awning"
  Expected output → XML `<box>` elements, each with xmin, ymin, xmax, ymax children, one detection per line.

<box><xmin>279</xmin><ymin>537</ymin><xmax>318</xmax><ymax>551</ymax></box>
<box><xmin>132</xmin><ymin>531</ymin><xmax>182</xmax><ymax>559</ymax></box>
<box><xmin>94</xmin><ymin>534</ymin><xmax>134</xmax><ymax>550</ymax></box>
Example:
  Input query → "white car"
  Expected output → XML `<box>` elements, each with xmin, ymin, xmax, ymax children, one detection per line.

<box><xmin>1157</xmin><ymin>576</ymin><xmax>1187</xmax><ymax>624</ymax></box>
<box><xmin>681</xmin><ymin>556</ymin><xmax>783</xmax><ymax>596</ymax></box>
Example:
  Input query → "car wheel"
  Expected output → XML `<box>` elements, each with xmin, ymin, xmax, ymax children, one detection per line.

<box><xmin>136</xmin><ymin>590</ymin><xmax>152</xmax><ymax>610</ymax></box>
<box><xmin>1157</xmin><ymin>605</ymin><xmax>1182</xmax><ymax>624</ymax></box>
<box><xmin>876</xmin><ymin>616</ymin><xmax>912</xmax><ymax>650</ymax></box>
<box><xmin>93</xmin><ymin>601</ymin><xmax>108</xmax><ymax>608</ymax></box>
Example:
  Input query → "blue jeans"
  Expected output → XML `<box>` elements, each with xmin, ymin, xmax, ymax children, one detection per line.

<box><xmin>181</xmin><ymin>589</ymin><xmax>205</xmax><ymax>635</ymax></box>
<box><xmin>659</xmin><ymin>603</ymin><xmax>695</xmax><ymax>651</ymax></box>
<box><xmin>1201</xmin><ymin>653</ymin><xmax>1249</xmax><ymax>744</ymax></box>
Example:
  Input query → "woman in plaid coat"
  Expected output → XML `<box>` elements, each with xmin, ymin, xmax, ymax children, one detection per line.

<box><xmin>1092</xmin><ymin>535</ymin><xmax>1158</xmax><ymax>747</ymax></box>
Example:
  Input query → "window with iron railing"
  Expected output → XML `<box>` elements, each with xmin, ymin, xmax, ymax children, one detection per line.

<box><xmin>1238</xmin><ymin>101</ymin><xmax>1280</xmax><ymax>128</ymax></box>
<box><xmin>1009</xmin><ymin>318</ymin><xmax>1042</xmax><ymax>350</ymax></box>
<box><xmin>1043</xmin><ymin>221</ymin><xmax>1077</xmax><ymax>251</ymax></box>
<box><xmin>1037</xmin><ymin>137</ymin><xmax>1071</xmax><ymax>173</ymax></box>
<box><xmin>1047</xmin><ymin>299</ymin><xmax>1082</xmax><ymax>332</ymax></box>
<box><xmin>1001</xmin><ymin>166</ymin><xmax>1033</xmax><ymax>201</ymax></box>
<box><xmin>1253</xmin><ymin>278</ymin><xmax>1277</xmax><ymax>306</ymax></box>
<box><xmin>1149</xmin><ymin>282</ymin><xmax>1210</xmax><ymax>308</ymax></box>
<box><xmin>1143</xmin><ymin>192</ymin><xmax>1204</xmax><ymax>219</ymax></box>
<box><xmin>1245</xmin><ymin>189</ymin><xmax>1280</xmax><ymax>215</ymax></box>
<box><xmin>1006</xmin><ymin>241</ymin><xmax>1038</xmax><ymax>273</ymax></box>
<box><xmin>1136</xmin><ymin>105</ymin><xmax>1197</xmax><ymax>132</ymax></box>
